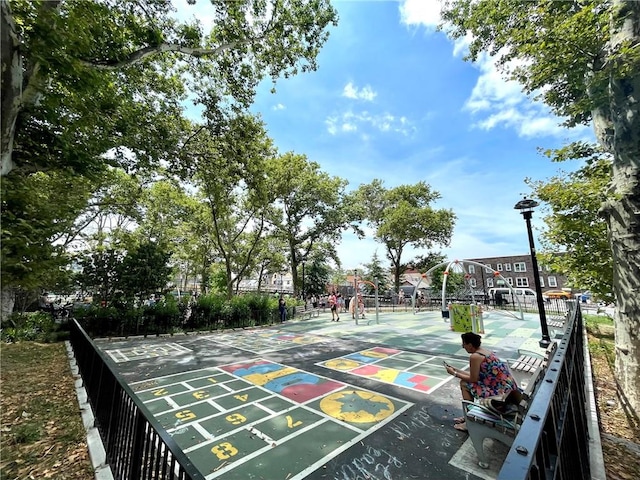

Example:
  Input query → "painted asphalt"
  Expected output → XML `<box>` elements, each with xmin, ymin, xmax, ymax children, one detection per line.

<box><xmin>95</xmin><ymin>308</ymin><xmax>551</xmax><ymax>480</ymax></box>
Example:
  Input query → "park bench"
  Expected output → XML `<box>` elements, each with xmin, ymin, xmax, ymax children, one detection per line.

<box><xmin>294</xmin><ymin>305</ymin><xmax>320</xmax><ymax>321</ymax></box>
<box><xmin>462</xmin><ymin>342</ymin><xmax>558</xmax><ymax>469</ymax></box>
<box><xmin>509</xmin><ymin>341</ymin><xmax>558</xmax><ymax>388</ymax></box>
<box><xmin>547</xmin><ymin>313</ymin><xmax>569</xmax><ymax>337</ymax></box>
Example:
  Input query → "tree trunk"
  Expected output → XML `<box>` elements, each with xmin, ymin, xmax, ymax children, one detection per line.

<box><xmin>1</xmin><ymin>287</ymin><xmax>16</xmax><ymax>323</ymax></box>
<box><xmin>600</xmin><ymin>0</ymin><xmax>640</xmax><ymax>415</ymax></box>
<box><xmin>1</xmin><ymin>0</ymin><xmax>20</xmax><ymax>176</ymax></box>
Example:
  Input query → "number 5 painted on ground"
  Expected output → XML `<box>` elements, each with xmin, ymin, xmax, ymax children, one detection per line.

<box><xmin>286</xmin><ymin>415</ymin><xmax>302</xmax><ymax>428</ymax></box>
<box><xmin>175</xmin><ymin>410</ymin><xmax>196</xmax><ymax>421</ymax></box>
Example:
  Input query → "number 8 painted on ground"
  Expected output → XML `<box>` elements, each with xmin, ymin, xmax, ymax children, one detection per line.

<box><xmin>211</xmin><ymin>442</ymin><xmax>238</xmax><ymax>460</ymax></box>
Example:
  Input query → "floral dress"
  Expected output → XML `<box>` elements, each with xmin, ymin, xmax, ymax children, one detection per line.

<box><xmin>466</xmin><ymin>352</ymin><xmax>519</xmax><ymax>399</ymax></box>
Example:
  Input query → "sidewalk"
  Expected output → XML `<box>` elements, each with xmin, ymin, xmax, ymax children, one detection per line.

<box><xmin>95</xmin><ymin>308</ymin><xmax>550</xmax><ymax>480</ymax></box>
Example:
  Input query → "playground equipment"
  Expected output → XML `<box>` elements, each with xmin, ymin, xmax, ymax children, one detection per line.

<box><xmin>352</xmin><ymin>277</ymin><xmax>379</xmax><ymax>325</ymax></box>
<box><xmin>410</xmin><ymin>260</ymin><xmax>526</xmax><ymax>333</ymax></box>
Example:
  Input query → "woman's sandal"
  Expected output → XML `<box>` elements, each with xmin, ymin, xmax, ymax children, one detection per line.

<box><xmin>453</xmin><ymin>416</ymin><xmax>465</xmax><ymax>424</ymax></box>
<box><xmin>453</xmin><ymin>422</ymin><xmax>468</xmax><ymax>432</ymax></box>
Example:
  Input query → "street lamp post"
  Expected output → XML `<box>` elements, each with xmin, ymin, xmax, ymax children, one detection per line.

<box><xmin>514</xmin><ymin>198</ymin><xmax>551</xmax><ymax>348</ymax></box>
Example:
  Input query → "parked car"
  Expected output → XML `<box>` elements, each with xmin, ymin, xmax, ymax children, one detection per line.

<box><xmin>543</xmin><ymin>290</ymin><xmax>573</xmax><ymax>299</ymax></box>
<box><xmin>488</xmin><ymin>287</ymin><xmax>537</xmax><ymax>305</ymax></box>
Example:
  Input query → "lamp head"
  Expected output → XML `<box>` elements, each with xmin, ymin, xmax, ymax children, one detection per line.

<box><xmin>514</xmin><ymin>198</ymin><xmax>539</xmax><ymax>215</ymax></box>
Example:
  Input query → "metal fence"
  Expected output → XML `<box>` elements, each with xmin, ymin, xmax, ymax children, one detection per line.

<box><xmin>69</xmin><ymin>319</ymin><xmax>203</xmax><ymax>480</ymax></box>
<box><xmin>498</xmin><ymin>302</ymin><xmax>591</xmax><ymax>480</ymax></box>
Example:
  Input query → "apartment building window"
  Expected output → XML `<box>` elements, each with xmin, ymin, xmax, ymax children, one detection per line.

<box><xmin>516</xmin><ymin>277</ymin><xmax>529</xmax><ymax>287</ymax></box>
<box><xmin>514</xmin><ymin>262</ymin><xmax>526</xmax><ymax>272</ymax></box>
<box><xmin>497</xmin><ymin>263</ymin><xmax>503</xmax><ymax>271</ymax></box>
<box><xmin>505</xmin><ymin>263</ymin><xmax>512</xmax><ymax>271</ymax></box>
<box><xmin>548</xmin><ymin>276</ymin><xmax>557</xmax><ymax>287</ymax></box>
<box><xmin>487</xmin><ymin>278</ymin><xmax>494</xmax><ymax>287</ymax></box>
<box><xmin>468</xmin><ymin>265</ymin><xmax>475</xmax><ymax>274</ymax></box>
<box><xmin>485</xmin><ymin>264</ymin><xmax>492</xmax><ymax>273</ymax></box>
<box><xmin>540</xmin><ymin>277</ymin><xmax>545</xmax><ymax>287</ymax></box>
<box><xmin>506</xmin><ymin>277</ymin><xmax>513</xmax><ymax>285</ymax></box>
<box><xmin>469</xmin><ymin>278</ymin><xmax>477</xmax><ymax>287</ymax></box>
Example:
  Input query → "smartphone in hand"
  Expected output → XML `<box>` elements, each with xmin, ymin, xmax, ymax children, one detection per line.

<box><xmin>442</xmin><ymin>360</ymin><xmax>451</xmax><ymax>368</ymax></box>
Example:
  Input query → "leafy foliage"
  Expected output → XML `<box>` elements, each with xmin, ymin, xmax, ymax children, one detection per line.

<box><xmin>267</xmin><ymin>152</ymin><xmax>348</xmax><ymax>295</ymax></box>
<box><xmin>527</xmin><ymin>145</ymin><xmax>613</xmax><ymax>301</ymax></box>
<box><xmin>352</xmin><ymin>179</ymin><xmax>456</xmax><ymax>290</ymax></box>
<box><xmin>76</xmin><ymin>241</ymin><xmax>172</xmax><ymax>305</ymax></box>
<box><xmin>362</xmin><ymin>251</ymin><xmax>389</xmax><ymax>295</ymax></box>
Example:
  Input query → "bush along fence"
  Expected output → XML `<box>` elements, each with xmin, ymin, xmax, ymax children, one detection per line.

<box><xmin>72</xmin><ymin>293</ymin><xmax>302</xmax><ymax>338</ymax></box>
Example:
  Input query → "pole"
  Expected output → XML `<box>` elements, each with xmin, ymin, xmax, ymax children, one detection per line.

<box><xmin>523</xmin><ymin>211</ymin><xmax>551</xmax><ymax>348</ymax></box>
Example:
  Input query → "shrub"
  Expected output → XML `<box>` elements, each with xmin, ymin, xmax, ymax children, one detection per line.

<box><xmin>1</xmin><ymin>312</ymin><xmax>57</xmax><ymax>343</ymax></box>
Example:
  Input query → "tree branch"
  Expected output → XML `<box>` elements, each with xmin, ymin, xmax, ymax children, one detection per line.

<box><xmin>81</xmin><ymin>41</ymin><xmax>244</xmax><ymax>70</ymax></box>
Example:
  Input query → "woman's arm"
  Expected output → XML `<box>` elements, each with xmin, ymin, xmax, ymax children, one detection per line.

<box><xmin>447</xmin><ymin>353</ymin><xmax>482</xmax><ymax>382</ymax></box>
<box><xmin>467</xmin><ymin>353</ymin><xmax>482</xmax><ymax>383</ymax></box>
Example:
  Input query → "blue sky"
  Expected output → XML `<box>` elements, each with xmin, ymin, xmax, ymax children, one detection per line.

<box><xmin>182</xmin><ymin>0</ymin><xmax>592</xmax><ymax>271</ymax></box>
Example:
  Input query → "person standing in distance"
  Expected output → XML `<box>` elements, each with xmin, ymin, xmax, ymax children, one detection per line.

<box><xmin>329</xmin><ymin>291</ymin><xmax>339</xmax><ymax>321</ymax></box>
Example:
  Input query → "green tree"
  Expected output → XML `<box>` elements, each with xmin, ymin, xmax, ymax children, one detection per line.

<box><xmin>441</xmin><ymin>0</ymin><xmax>640</xmax><ymax>411</ymax></box>
<box><xmin>362</xmin><ymin>251</ymin><xmax>389</xmax><ymax>295</ymax></box>
<box><xmin>527</xmin><ymin>144</ymin><xmax>613</xmax><ymax>302</ymax></box>
<box><xmin>118</xmin><ymin>241</ymin><xmax>173</xmax><ymax>302</ymax></box>
<box><xmin>430</xmin><ymin>265</ymin><xmax>465</xmax><ymax>297</ymax></box>
<box><xmin>304</xmin><ymin>250</ymin><xmax>333</xmax><ymax>298</ymax></box>
<box><xmin>352</xmin><ymin>179</ymin><xmax>456</xmax><ymax>292</ymax></box>
<box><xmin>410</xmin><ymin>252</ymin><xmax>448</xmax><ymax>274</ymax></box>
<box><xmin>252</xmin><ymin>234</ymin><xmax>288</xmax><ymax>293</ymax></box>
<box><xmin>0</xmin><ymin>0</ymin><xmax>338</xmax><ymax>314</ymax></box>
<box><xmin>0</xmin><ymin>169</ymin><xmax>97</xmax><ymax>320</ymax></box>
<box><xmin>1</xmin><ymin>0</ymin><xmax>338</xmax><ymax>176</ymax></box>
<box><xmin>267</xmin><ymin>152</ymin><xmax>348</xmax><ymax>297</ymax></box>
<box><xmin>189</xmin><ymin>115</ymin><xmax>275</xmax><ymax>298</ymax></box>
<box><xmin>76</xmin><ymin>248</ymin><xmax>123</xmax><ymax>306</ymax></box>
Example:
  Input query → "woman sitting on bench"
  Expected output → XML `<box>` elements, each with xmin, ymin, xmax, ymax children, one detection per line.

<box><xmin>444</xmin><ymin>331</ymin><xmax>520</xmax><ymax>432</ymax></box>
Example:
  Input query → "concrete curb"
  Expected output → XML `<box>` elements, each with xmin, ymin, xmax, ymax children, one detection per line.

<box><xmin>65</xmin><ymin>341</ymin><xmax>114</xmax><ymax>480</ymax></box>
<box><xmin>582</xmin><ymin>327</ymin><xmax>607</xmax><ymax>480</ymax></box>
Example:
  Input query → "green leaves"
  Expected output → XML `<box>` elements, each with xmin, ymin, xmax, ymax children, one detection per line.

<box><xmin>527</xmin><ymin>144</ymin><xmax>613</xmax><ymax>301</ymax></box>
<box><xmin>352</xmin><ymin>180</ymin><xmax>456</xmax><ymax>290</ymax></box>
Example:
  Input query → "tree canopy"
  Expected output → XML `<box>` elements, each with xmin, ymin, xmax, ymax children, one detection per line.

<box><xmin>527</xmin><ymin>143</ymin><xmax>614</xmax><ymax>302</ymax></box>
<box><xmin>266</xmin><ymin>152</ymin><xmax>348</xmax><ymax>296</ymax></box>
<box><xmin>1</xmin><ymin>0</ymin><xmax>338</xmax><ymax>176</ymax></box>
<box><xmin>352</xmin><ymin>179</ymin><xmax>456</xmax><ymax>290</ymax></box>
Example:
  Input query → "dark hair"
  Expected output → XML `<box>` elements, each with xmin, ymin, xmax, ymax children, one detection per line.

<box><xmin>461</xmin><ymin>332</ymin><xmax>482</xmax><ymax>348</ymax></box>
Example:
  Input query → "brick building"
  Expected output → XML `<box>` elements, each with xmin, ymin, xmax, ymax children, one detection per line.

<box><xmin>464</xmin><ymin>254</ymin><xmax>568</xmax><ymax>293</ymax></box>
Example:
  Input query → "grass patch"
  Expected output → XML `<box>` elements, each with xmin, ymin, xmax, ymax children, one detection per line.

<box><xmin>0</xmin><ymin>342</ymin><xmax>93</xmax><ymax>479</ymax></box>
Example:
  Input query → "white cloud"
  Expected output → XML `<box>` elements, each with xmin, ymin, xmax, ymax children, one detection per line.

<box><xmin>399</xmin><ymin>0</ymin><xmax>442</xmax><ymax>29</ymax></box>
<box><xmin>325</xmin><ymin>110</ymin><xmax>415</xmax><ymax>136</ymax></box>
<box><xmin>272</xmin><ymin>103</ymin><xmax>286</xmax><ymax>111</ymax></box>
<box><xmin>463</xmin><ymin>52</ymin><xmax>590</xmax><ymax>139</ymax></box>
<box><xmin>396</xmin><ymin>1</ymin><xmax>588</xmax><ymax>141</ymax></box>
<box><xmin>342</xmin><ymin>82</ymin><xmax>378</xmax><ymax>102</ymax></box>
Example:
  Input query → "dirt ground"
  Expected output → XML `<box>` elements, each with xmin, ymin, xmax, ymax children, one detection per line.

<box><xmin>588</xmin><ymin>329</ymin><xmax>640</xmax><ymax>480</ymax></box>
<box><xmin>0</xmin><ymin>342</ymin><xmax>93</xmax><ymax>480</ymax></box>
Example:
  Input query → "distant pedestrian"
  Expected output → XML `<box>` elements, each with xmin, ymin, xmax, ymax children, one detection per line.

<box><xmin>329</xmin><ymin>292</ymin><xmax>339</xmax><ymax>321</ymax></box>
<box><xmin>337</xmin><ymin>293</ymin><xmax>345</xmax><ymax>312</ymax></box>
<box><xmin>278</xmin><ymin>296</ymin><xmax>287</xmax><ymax>322</ymax></box>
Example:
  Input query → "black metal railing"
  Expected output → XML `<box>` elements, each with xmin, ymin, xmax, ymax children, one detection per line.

<box><xmin>69</xmin><ymin>319</ymin><xmax>204</xmax><ymax>480</ymax></box>
<box><xmin>498</xmin><ymin>302</ymin><xmax>590</xmax><ymax>480</ymax></box>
